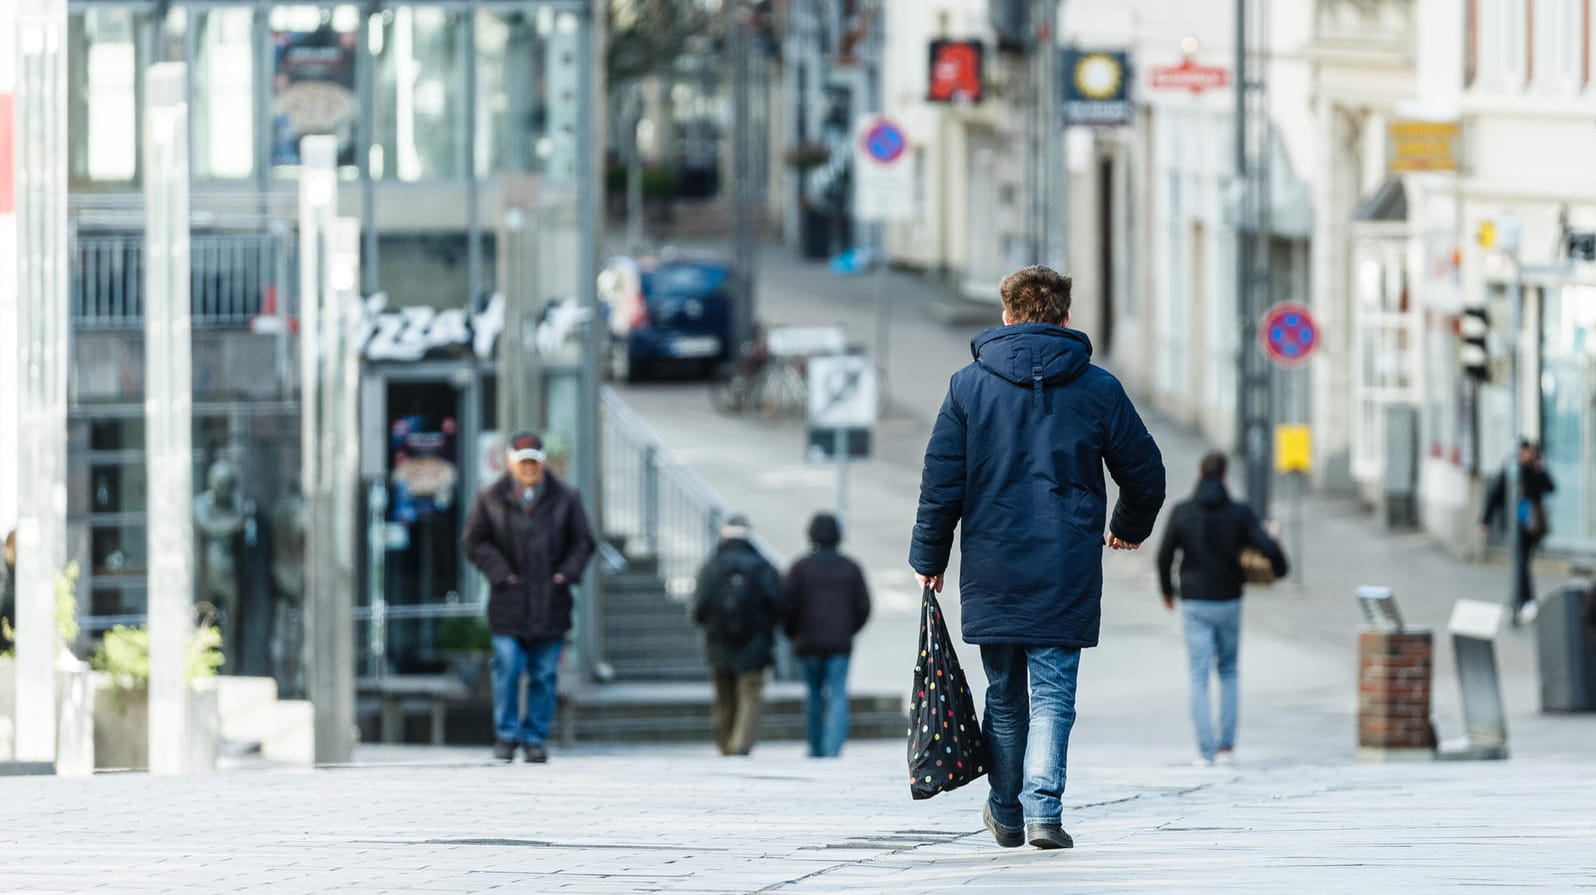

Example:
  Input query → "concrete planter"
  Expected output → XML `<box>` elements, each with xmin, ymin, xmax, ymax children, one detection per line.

<box><xmin>92</xmin><ymin>677</ymin><xmax>219</xmax><ymax>771</ymax></box>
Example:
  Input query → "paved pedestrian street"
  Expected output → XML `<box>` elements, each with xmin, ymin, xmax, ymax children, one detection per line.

<box><xmin>3</xmin><ymin>741</ymin><xmax>1593</xmax><ymax>893</ymax></box>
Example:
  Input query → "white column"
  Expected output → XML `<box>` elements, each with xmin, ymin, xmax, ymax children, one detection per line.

<box><xmin>296</xmin><ymin>135</ymin><xmax>338</xmax><ymax>763</ymax></box>
<box><xmin>0</xmin><ymin>0</ymin><xmax>19</xmax><ymax>539</ymax></box>
<box><xmin>144</xmin><ymin>62</ymin><xmax>194</xmax><ymax>776</ymax></box>
<box><xmin>13</xmin><ymin>0</ymin><xmax>68</xmax><ymax>767</ymax></box>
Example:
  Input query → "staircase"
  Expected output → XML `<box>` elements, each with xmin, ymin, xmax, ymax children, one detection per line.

<box><xmin>600</xmin><ymin>553</ymin><xmax>707</xmax><ymax>682</ymax></box>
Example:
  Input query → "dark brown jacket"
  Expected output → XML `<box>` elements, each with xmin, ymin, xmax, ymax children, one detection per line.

<box><xmin>462</xmin><ymin>472</ymin><xmax>596</xmax><ymax>642</ymax></box>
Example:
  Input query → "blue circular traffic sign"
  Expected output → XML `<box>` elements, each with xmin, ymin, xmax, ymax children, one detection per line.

<box><xmin>863</xmin><ymin>120</ymin><xmax>907</xmax><ymax>164</ymax></box>
<box><xmin>1260</xmin><ymin>303</ymin><xmax>1319</xmax><ymax>366</ymax></box>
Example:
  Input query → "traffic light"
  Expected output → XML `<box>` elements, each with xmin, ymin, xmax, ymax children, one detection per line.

<box><xmin>1460</xmin><ymin>306</ymin><xmax>1489</xmax><ymax>381</ymax></box>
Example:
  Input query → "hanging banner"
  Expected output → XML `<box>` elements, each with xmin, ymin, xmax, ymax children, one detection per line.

<box><xmin>1061</xmin><ymin>49</ymin><xmax>1132</xmax><ymax>127</ymax></box>
<box><xmin>927</xmin><ymin>40</ymin><xmax>984</xmax><ymax>104</ymax></box>
<box><xmin>270</xmin><ymin>28</ymin><xmax>358</xmax><ymax>166</ymax></box>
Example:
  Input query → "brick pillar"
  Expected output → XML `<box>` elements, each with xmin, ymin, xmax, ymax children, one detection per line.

<box><xmin>1357</xmin><ymin>630</ymin><xmax>1438</xmax><ymax>760</ymax></box>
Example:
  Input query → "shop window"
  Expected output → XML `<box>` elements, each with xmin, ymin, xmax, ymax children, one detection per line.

<box><xmin>371</xmin><ymin>6</ymin><xmax>469</xmax><ymax>181</ymax></box>
<box><xmin>1352</xmin><ymin>240</ymin><xmax>1419</xmax><ymax>482</ymax></box>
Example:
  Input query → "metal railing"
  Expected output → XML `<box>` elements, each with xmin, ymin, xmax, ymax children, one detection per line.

<box><xmin>602</xmin><ymin>386</ymin><xmax>772</xmax><ymax>596</ymax></box>
<box><xmin>71</xmin><ymin>227</ymin><xmax>295</xmax><ymax>328</ymax></box>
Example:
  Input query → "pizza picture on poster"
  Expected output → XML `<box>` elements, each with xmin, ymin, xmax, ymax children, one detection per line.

<box><xmin>271</xmin><ymin>28</ymin><xmax>358</xmax><ymax>167</ymax></box>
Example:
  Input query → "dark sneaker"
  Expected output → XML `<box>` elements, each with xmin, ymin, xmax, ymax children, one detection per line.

<box><xmin>983</xmin><ymin>803</ymin><xmax>1024</xmax><ymax>848</ymax></box>
<box><xmin>493</xmin><ymin>741</ymin><xmax>517</xmax><ymax>762</ymax></box>
<box><xmin>1026</xmin><ymin>823</ymin><xmax>1074</xmax><ymax>850</ymax></box>
<box><xmin>523</xmin><ymin>743</ymin><xmax>549</xmax><ymax>764</ymax></box>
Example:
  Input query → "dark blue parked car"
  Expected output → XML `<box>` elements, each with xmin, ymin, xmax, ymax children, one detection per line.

<box><xmin>600</xmin><ymin>256</ymin><xmax>735</xmax><ymax>382</ymax></box>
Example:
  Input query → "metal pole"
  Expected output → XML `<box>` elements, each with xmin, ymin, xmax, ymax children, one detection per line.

<box><xmin>730</xmin><ymin>1</ymin><xmax>757</xmax><ymax>350</ymax></box>
<box><xmin>575</xmin><ymin>2</ymin><xmax>605</xmax><ymax>677</ymax></box>
<box><xmin>834</xmin><ymin>428</ymin><xmax>849</xmax><ymax>532</ymax></box>
<box><xmin>625</xmin><ymin>85</ymin><xmax>644</xmax><ymax>252</ymax></box>
<box><xmin>0</xmin><ymin>0</ymin><xmax>21</xmax><ymax>603</ymax></box>
<box><xmin>144</xmin><ymin>61</ymin><xmax>194</xmax><ymax>775</ymax></box>
<box><xmin>12</xmin><ymin>0</ymin><xmax>68</xmax><ymax>767</ymax></box>
<box><xmin>1507</xmin><ymin>258</ymin><xmax>1524</xmax><ymax>613</ymax></box>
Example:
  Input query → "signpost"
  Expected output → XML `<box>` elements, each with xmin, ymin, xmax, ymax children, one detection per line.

<box><xmin>1262</xmin><ymin>303</ymin><xmax>1317</xmax><ymax>584</ymax></box>
<box><xmin>1275</xmin><ymin>423</ymin><xmax>1311</xmax><ymax>585</ymax></box>
<box><xmin>806</xmin><ymin>354</ymin><xmax>877</xmax><ymax>531</ymax></box>
<box><xmin>852</xmin><ymin>116</ymin><xmax>912</xmax><ymax>408</ymax></box>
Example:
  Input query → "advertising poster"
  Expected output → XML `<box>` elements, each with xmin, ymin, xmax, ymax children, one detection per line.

<box><xmin>271</xmin><ymin>28</ymin><xmax>358</xmax><ymax>166</ymax></box>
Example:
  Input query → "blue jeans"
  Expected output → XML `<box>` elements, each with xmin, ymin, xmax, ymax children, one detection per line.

<box><xmin>1181</xmin><ymin>599</ymin><xmax>1241</xmax><ymax>760</ymax></box>
<box><xmin>799</xmin><ymin>653</ymin><xmax>851</xmax><ymax>757</ymax></box>
<box><xmin>490</xmin><ymin>634</ymin><xmax>563</xmax><ymax>746</ymax></box>
<box><xmin>979</xmin><ymin>645</ymin><xmax>1080</xmax><ymax>829</ymax></box>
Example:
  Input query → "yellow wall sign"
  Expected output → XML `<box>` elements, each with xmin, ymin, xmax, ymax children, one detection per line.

<box><xmin>1276</xmin><ymin>424</ymin><xmax>1312</xmax><ymax>473</ymax></box>
<box><xmin>1386</xmin><ymin>119</ymin><xmax>1460</xmax><ymax>173</ymax></box>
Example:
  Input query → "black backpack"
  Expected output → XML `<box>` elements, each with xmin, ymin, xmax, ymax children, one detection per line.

<box><xmin>707</xmin><ymin>562</ymin><xmax>760</xmax><ymax>642</ymax></box>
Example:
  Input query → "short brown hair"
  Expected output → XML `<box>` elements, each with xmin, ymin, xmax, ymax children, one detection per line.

<box><xmin>1200</xmin><ymin>451</ymin><xmax>1228</xmax><ymax>480</ymax></box>
<box><xmin>999</xmin><ymin>266</ymin><xmax>1072</xmax><ymax>325</ymax></box>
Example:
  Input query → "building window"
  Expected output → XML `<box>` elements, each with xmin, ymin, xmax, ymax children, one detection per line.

<box><xmin>372</xmin><ymin>6</ymin><xmax>470</xmax><ymax>182</ymax></box>
<box><xmin>475</xmin><ymin>7</ymin><xmax>553</xmax><ymax>178</ymax></box>
<box><xmin>68</xmin><ymin>10</ymin><xmax>140</xmax><ymax>186</ymax></box>
<box><xmin>1532</xmin><ymin>0</ymin><xmax>1583</xmax><ymax>94</ymax></box>
<box><xmin>1479</xmin><ymin>0</ymin><xmax>1529</xmax><ymax>90</ymax></box>
<box><xmin>1352</xmin><ymin>239</ymin><xmax>1418</xmax><ymax>482</ymax></box>
<box><xmin>194</xmin><ymin>8</ymin><xmax>256</xmax><ymax>180</ymax></box>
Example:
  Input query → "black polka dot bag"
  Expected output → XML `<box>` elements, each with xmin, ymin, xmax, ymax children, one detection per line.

<box><xmin>908</xmin><ymin>586</ymin><xmax>989</xmax><ymax>799</ymax></box>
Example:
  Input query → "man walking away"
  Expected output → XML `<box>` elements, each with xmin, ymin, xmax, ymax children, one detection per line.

<box><xmin>910</xmin><ymin>265</ymin><xmax>1166</xmax><ymax>851</ymax></box>
<box><xmin>1155</xmin><ymin>451</ymin><xmax>1287</xmax><ymax>766</ymax></box>
<box><xmin>462</xmin><ymin>432</ymin><xmax>597</xmax><ymax>763</ymax></box>
<box><xmin>782</xmin><ymin>512</ymin><xmax>871</xmax><ymax>758</ymax></box>
<box><xmin>694</xmin><ymin>514</ymin><xmax>781</xmax><ymax>756</ymax></box>
<box><xmin>1481</xmin><ymin>439</ymin><xmax>1556</xmax><ymax>626</ymax></box>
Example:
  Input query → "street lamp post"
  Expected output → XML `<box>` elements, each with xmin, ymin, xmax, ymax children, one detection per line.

<box><xmin>11</xmin><ymin>0</ymin><xmax>68</xmax><ymax>768</ymax></box>
<box><xmin>143</xmin><ymin>62</ymin><xmax>194</xmax><ymax>775</ymax></box>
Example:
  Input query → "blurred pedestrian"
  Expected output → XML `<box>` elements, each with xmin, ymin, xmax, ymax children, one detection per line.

<box><xmin>1155</xmin><ymin>452</ymin><xmax>1288</xmax><ymax>767</ymax></box>
<box><xmin>462</xmin><ymin>432</ymin><xmax>596</xmax><ymax>764</ymax></box>
<box><xmin>782</xmin><ymin>513</ymin><xmax>870</xmax><ymax>758</ymax></box>
<box><xmin>910</xmin><ymin>265</ymin><xmax>1166</xmax><ymax>851</ymax></box>
<box><xmin>1481</xmin><ymin>439</ymin><xmax>1556</xmax><ymax>625</ymax></box>
<box><xmin>1</xmin><ymin>530</ymin><xmax>15</xmax><ymax>652</ymax></box>
<box><xmin>694</xmin><ymin>514</ymin><xmax>781</xmax><ymax>757</ymax></box>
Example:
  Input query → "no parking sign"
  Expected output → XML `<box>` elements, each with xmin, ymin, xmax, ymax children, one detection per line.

<box><xmin>1260</xmin><ymin>303</ymin><xmax>1319</xmax><ymax>367</ymax></box>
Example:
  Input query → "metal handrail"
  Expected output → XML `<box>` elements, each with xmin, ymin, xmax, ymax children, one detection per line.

<box><xmin>71</xmin><ymin>228</ymin><xmax>296</xmax><ymax>328</ymax></box>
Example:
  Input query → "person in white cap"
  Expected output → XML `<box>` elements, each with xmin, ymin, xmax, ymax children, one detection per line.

<box><xmin>462</xmin><ymin>431</ymin><xmax>596</xmax><ymax>763</ymax></box>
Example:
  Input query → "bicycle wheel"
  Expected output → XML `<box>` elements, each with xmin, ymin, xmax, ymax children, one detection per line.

<box><xmin>711</xmin><ymin>372</ymin><xmax>752</xmax><ymax>416</ymax></box>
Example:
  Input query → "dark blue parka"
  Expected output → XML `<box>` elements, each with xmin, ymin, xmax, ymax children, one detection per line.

<box><xmin>909</xmin><ymin>324</ymin><xmax>1166</xmax><ymax>648</ymax></box>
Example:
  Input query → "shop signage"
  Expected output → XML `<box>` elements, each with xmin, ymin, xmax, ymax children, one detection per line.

<box><xmin>1386</xmin><ymin>119</ymin><xmax>1459</xmax><ymax>173</ymax></box>
<box><xmin>271</xmin><ymin>28</ymin><xmax>358</xmax><ymax>167</ymax></box>
<box><xmin>927</xmin><ymin>40</ymin><xmax>984</xmax><ymax>104</ymax></box>
<box><xmin>1149</xmin><ymin>55</ymin><xmax>1229</xmax><ymax>93</ymax></box>
<box><xmin>360</xmin><ymin>293</ymin><xmax>504</xmax><ymax>362</ymax></box>
<box><xmin>1062</xmin><ymin>49</ymin><xmax>1132</xmax><ymax>127</ymax></box>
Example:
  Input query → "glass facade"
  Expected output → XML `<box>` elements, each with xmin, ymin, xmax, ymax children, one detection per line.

<box><xmin>63</xmin><ymin>1</ymin><xmax>595</xmax><ymax>720</ymax></box>
<box><xmin>1540</xmin><ymin>284</ymin><xmax>1596</xmax><ymax>552</ymax></box>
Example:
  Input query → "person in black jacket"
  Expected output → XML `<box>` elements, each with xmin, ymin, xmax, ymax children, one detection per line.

<box><xmin>782</xmin><ymin>513</ymin><xmax>870</xmax><ymax>758</ymax></box>
<box><xmin>694</xmin><ymin>514</ymin><xmax>782</xmax><ymax>756</ymax></box>
<box><xmin>1481</xmin><ymin>440</ymin><xmax>1557</xmax><ymax>625</ymax></box>
<box><xmin>910</xmin><ymin>265</ymin><xmax>1165</xmax><ymax>851</ymax></box>
<box><xmin>1156</xmin><ymin>451</ymin><xmax>1287</xmax><ymax>766</ymax></box>
<box><xmin>462</xmin><ymin>432</ymin><xmax>597</xmax><ymax>764</ymax></box>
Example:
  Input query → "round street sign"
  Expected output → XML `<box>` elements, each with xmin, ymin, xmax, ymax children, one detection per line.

<box><xmin>1261</xmin><ymin>303</ymin><xmax>1319</xmax><ymax>366</ymax></box>
<box><xmin>862</xmin><ymin>119</ymin><xmax>907</xmax><ymax>164</ymax></box>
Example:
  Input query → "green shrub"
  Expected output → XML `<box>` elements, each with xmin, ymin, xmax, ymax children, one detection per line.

<box><xmin>1</xmin><ymin>561</ymin><xmax>80</xmax><ymax>658</ymax></box>
<box><xmin>91</xmin><ymin>622</ymin><xmax>225</xmax><ymax>690</ymax></box>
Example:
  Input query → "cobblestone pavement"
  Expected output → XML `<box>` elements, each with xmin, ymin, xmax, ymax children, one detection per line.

<box><xmin>3</xmin><ymin>741</ymin><xmax>1594</xmax><ymax>893</ymax></box>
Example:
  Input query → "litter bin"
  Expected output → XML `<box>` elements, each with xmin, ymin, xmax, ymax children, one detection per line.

<box><xmin>1536</xmin><ymin>580</ymin><xmax>1596</xmax><ymax>712</ymax></box>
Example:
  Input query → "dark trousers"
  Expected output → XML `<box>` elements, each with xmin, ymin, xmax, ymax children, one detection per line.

<box><xmin>1515</xmin><ymin>529</ymin><xmax>1545</xmax><ymax>612</ymax></box>
<box><xmin>711</xmin><ymin>668</ymin><xmax>765</xmax><ymax>756</ymax></box>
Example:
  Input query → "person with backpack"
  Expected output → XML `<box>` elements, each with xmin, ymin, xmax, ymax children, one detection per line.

<box><xmin>782</xmin><ymin>513</ymin><xmax>871</xmax><ymax>758</ymax></box>
<box><xmin>1156</xmin><ymin>451</ymin><xmax>1288</xmax><ymax>766</ymax></box>
<box><xmin>694</xmin><ymin>514</ymin><xmax>782</xmax><ymax>756</ymax></box>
